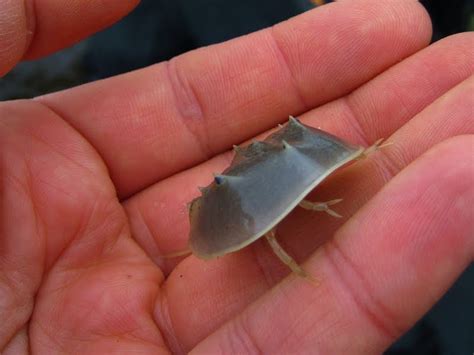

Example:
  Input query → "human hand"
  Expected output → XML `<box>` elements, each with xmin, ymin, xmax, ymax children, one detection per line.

<box><xmin>1</xmin><ymin>1</ymin><xmax>472</xmax><ymax>353</ymax></box>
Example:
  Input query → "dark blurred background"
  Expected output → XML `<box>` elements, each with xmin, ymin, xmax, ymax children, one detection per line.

<box><xmin>0</xmin><ymin>1</ymin><xmax>472</xmax><ymax>353</ymax></box>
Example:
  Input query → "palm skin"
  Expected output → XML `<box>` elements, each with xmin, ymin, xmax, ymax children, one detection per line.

<box><xmin>1</xmin><ymin>1</ymin><xmax>473</xmax><ymax>354</ymax></box>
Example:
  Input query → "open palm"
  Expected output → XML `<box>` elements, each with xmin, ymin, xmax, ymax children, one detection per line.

<box><xmin>1</xmin><ymin>1</ymin><xmax>473</xmax><ymax>353</ymax></box>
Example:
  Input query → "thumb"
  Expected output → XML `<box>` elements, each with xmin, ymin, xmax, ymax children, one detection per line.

<box><xmin>0</xmin><ymin>0</ymin><xmax>140</xmax><ymax>77</ymax></box>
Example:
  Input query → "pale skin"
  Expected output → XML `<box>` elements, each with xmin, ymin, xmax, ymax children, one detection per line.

<box><xmin>1</xmin><ymin>0</ymin><xmax>473</xmax><ymax>354</ymax></box>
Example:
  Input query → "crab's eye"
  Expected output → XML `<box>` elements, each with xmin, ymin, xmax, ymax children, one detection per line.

<box><xmin>214</xmin><ymin>175</ymin><xmax>224</xmax><ymax>185</ymax></box>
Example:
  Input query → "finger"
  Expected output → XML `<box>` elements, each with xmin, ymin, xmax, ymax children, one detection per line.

<box><xmin>124</xmin><ymin>33</ymin><xmax>473</xmax><ymax>271</ymax></box>
<box><xmin>0</xmin><ymin>0</ymin><xmax>139</xmax><ymax>76</ymax></box>
<box><xmin>0</xmin><ymin>1</ymin><xmax>30</xmax><ymax>76</ymax></box>
<box><xmin>38</xmin><ymin>0</ymin><xmax>432</xmax><ymax>197</ymax></box>
<box><xmin>152</xmin><ymin>59</ymin><xmax>473</xmax><ymax>350</ymax></box>
<box><xmin>191</xmin><ymin>135</ymin><xmax>474</xmax><ymax>354</ymax></box>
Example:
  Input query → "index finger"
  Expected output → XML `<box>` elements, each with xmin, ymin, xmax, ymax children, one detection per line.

<box><xmin>38</xmin><ymin>0</ymin><xmax>432</xmax><ymax>197</ymax></box>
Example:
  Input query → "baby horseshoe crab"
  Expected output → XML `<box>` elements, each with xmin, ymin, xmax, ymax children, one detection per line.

<box><xmin>181</xmin><ymin>116</ymin><xmax>386</xmax><ymax>282</ymax></box>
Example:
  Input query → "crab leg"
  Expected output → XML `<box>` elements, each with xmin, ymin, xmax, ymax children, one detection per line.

<box><xmin>161</xmin><ymin>248</ymin><xmax>192</xmax><ymax>258</ymax></box>
<box><xmin>356</xmin><ymin>138</ymin><xmax>392</xmax><ymax>160</ymax></box>
<box><xmin>265</xmin><ymin>230</ymin><xmax>316</xmax><ymax>283</ymax></box>
<box><xmin>299</xmin><ymin>198</ymin><xmax>343</xmax><ymax>218</ymax></box>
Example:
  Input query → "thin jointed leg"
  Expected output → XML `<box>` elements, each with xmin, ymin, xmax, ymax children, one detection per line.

<box><xmin>265</xmin><ymin>230</ymin><xmax>316</xmax><ymax>283</ymax></box>
<box><xmin>356</xmin><ymin>138</ymin><xmax>392</xmax><ymax>160</ymax></box>
<box><xmin>162</xmin><ymin>248</ymin><xmax>192</xmax><ymax>258</ymax></box>
<box><xmin>299</xmin><ymin>198</ymin><xmax>343</xmax><ymax>218</ymax></box>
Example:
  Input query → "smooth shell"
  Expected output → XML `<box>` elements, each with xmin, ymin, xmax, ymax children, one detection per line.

<box><xmin>188</xmin><ymin>117</ymin><xmax>363</xmax><ymax>259</ymax></box>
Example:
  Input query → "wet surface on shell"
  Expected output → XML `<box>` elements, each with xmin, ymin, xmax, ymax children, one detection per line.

<box><xmin>189</xmin><ymin>117</ymin><xmax>362</xmax><ymax>259</ymax></box>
